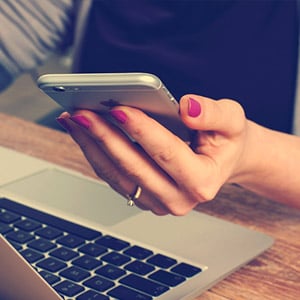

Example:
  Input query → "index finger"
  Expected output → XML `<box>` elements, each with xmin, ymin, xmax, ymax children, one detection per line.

<box><xmin>109</xmin><ymin>106</ymin><xmax>218</xmax><ymax>194</ymax></box>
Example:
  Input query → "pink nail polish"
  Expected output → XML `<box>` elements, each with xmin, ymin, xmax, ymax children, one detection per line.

<box><xmin>110</xmin><ymin>110</ymin><xmax>127</xmax><ymax>124</ymax></box>
<box><xmin>188</xmin><ymin>97</ymin><xmax>201</xmax><ymax>117</ymax></box>
<box><xmin>70</xmin><ymin>115</ymin><xmax>91</xmax><ymax>129</ymax></box>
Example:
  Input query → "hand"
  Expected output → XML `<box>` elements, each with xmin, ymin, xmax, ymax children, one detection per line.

<box><xmin>57</xmin><ymin>94</ymin><xmax>250</xmax><ymax>215</ymax></box>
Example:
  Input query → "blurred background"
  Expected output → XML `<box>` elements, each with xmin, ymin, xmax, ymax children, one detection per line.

<box><xmin>0</xmin><ymin>53</ymin><xmax>71</xmax><ymax>128</ymax></box>
<box><xmin>1</xmin><ymin>52</ymin><xmax>300</xmax><ymax>135</ymax></box>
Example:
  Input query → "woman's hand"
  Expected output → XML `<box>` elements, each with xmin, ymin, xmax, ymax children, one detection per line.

<box><xmin>57</xmin><ymin>94</ymin><xmax>252</xmax><ymax>215</ymax></box>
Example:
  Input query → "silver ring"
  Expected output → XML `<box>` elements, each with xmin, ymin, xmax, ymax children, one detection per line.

<box><xmin>126</xmin><ymin>185</ymin><xmax>142</xmax><ymax>206</ymax></box>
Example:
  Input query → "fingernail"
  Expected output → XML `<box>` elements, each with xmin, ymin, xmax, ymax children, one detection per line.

<box><xmin>188</xmin><ymin>97</ymin><xmax>201</xmax><ymax>117</ymax></box>
<box><xmin>110</xmin><ymin>110</ymin><xmax>128</xmax><ymax>124</ymax></box>
<box><xmin>56</xmin><ymin>117</ymin><xmax>72</xmax><ymax>132</ymax></box>
<box><xmin>70</xmin><ymin>115</ymin><xmax>91</xmax><ymax>129</ymax></box>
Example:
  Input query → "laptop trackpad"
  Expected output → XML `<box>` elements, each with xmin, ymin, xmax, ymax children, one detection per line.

<box><xmin>2</xmin><ymin>169</ymin><xmax>140</xmax><ymax>227</ymax></box>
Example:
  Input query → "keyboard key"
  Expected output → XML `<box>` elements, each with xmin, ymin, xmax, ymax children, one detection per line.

<box><xmin>72</xmin><ymin>255</ymin><xmax>102</xmax><ymax>270</ymax></box>
<box><xmin>6</xmin><ymin>230</ymin><xmax>34</xmax><ymax>243</ymax></box>
<box><xmin>39</xmin><ymin>270</ymin><xmax>61</xmax><ymax>285</ymax></box>
<box><xmin>0</xmin><ymin>210</ymin><xmax>20</xmax><ymax>223</ymax></box>
<box><xmin>35</xmin><ymin>226</ymin><xmax>63</xmax><ymax>240</ymax></box>
<box><xmin>171</xmin><ymin>262</ymin><xmax>202</xmax><ymax>277</ymax></box>
<box><xmin>95</xmin><ymin>264</ymin><xmax>126</xmax><ymax>280</ymax></box>
<box><xmin>57</xmin><ymin>234</ymin><xmax>85</xmax><ymax>248</ymax></box>
<box><xmin>120</xmin><ymin>274</ymin><xmax>169</xmax><ymax>297</ymax></box>
<box><xmin>95</xmin><ymin>235</ymin><xmax>130</xmax><ymax>251</ymax></box>
<box><xmin>0</xmin><ymin>197</ymin><xmax>204</xmax><ymax>300</ymax></box>
<box><xmin>27</xmin><ymin>238</ymin><xmax>56</xmax><ymax>252</ymax></box>
<box><xmin>20</xmin><ymin>248</ymin><xmax>44</xmax><ymax>263</ymax></box>
<box><xmin>0</xmin><ymin>222</ymin><xmax>13</xmax><ymax>234</ymax></box>
<box><xmin>60</xmin><ymin>266</ymin><xmax>90</xmax><ymax>282</ymax></box>
<box><xmin>36</xmin><ymin>257</ymin><xmax>67</xmax><ymax>272</ymax></box>
<box><xmin>149</xmin><ymin>270</ymin><xmax>185</xmax><ymax>287</ymax></box>
<box><xmin>0</xmin><ymin>198</ymin><xmax>100</xmax><ymax>240</ymax></box>
<box><xmin>50</xmin><ymin>246</ymin><xmax>78</xmax><ymax>261</ymax></box>
<box><xmin>108</xmin><ymin>285</ymin><xmax>152</xmax><ymax>300</ymax></box>
<box><xmin>83</xmin><ymin>275</ymin><xmax>114</xmax><ymax>292</ymax></box>
<box><xmin>147</xmin><ymin>254</ymin><xmax>177</xmax><ymax>268</ymax></box>
<box><xmin>124</xmin><ymin>245</ymin><xmax>153</xmax><ymax>260</ymax></box>
<box><xmin>77</xmin><ymin>290</ymin><xmax>109</xmax><ymax>300</ymax></box>
<box><xmin>9</xmin><ymin>241</ymin><xmax>23</xmax><ymax>251</ymax></box>
<box><xmin>125</xmin><ymin>260</ymin><xmax>155</xmax><ymax>275</ymax></box>
<box><xmin>54</xmin><ymin>280</ymin><xmax>84</xmax><ymax>297</ymax></box>
<box><xmin>101</xmin><ymin>252</ymin><xmax>131</xmax><ymax>266</ymax></box>
<box><xmin>79</xmin><ymin>243</ymin><xmax>107</xmax><ymax>257</ymax></box>
<box><xmin>14</xmin><ymin>219</ymin><xmax>42</xmax><ymax>231</ymax></box>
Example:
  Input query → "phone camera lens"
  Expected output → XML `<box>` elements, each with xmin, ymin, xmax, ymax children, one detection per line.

<box><xmin>53</xmin><ymin>86</ymin><xmax>65</xmax><ymax>92</ymax></box>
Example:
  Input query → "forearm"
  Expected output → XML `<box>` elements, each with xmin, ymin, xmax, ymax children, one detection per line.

<box><xmin>235</xmin><ymin>120</ymin><xmax>300</xmax><ymax>208</ymax></box>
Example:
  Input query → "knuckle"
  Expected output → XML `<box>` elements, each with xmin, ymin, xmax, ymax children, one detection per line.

<box><xmin>151</xmin><ymin>145</ymin><xmax>176</xmax><ymax>163</ymax></box>
<box><xmin>151</xmin><ymin>208</ymin><xmax>169</xmax><ymax>216</ymax></box>
<box><xmin>219</xmin><ymin>98</ymin><xmax>244</xmax><ymax>113</ymax></box>
<box><xmin>218</xmin><ymin>99</ymin><xmax>247</xmax><ymax>133</ymax></box>
<box><xmin>128</xmin><ymin>126</ymin><xmax>143</xmax><ymax>140</ymax></box>
<box><xmin>172</xmin><ymin>168</ymin><xmax>220</xmax><ymax>205</ymax></box>
<box><xmin>189</xmin><ymin>184</ymin><xmax>218</xmax><ymax>203</ymax></box>
<box><xmin>220</xmin><ymin>99</ymin><xmax>246</xmax><ymax>120</ymax></box>
<box><xmin>93</xmin><ymin>130</ymin><xmax>111</xmax><ymax>144</ymax></box>
<box><xmin>168</xmin><ymin>205</ymin><xmax>193</xmax><ymax>216</ymax></box>
<box><xmin>166</xmin><ymin>197</ymin><xmax>196</xmax><ymax>216</ymax></box>
<box><xmin>125</xmin><ymin>110</ymin><xmax>146</xmax><ymax>138</ymax></box>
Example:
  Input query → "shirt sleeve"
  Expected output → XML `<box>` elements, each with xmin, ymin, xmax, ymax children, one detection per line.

<box><xmin>0</xmin><ymin>0</ymin><xmax>75</xmax><ymax>90</ymax></box>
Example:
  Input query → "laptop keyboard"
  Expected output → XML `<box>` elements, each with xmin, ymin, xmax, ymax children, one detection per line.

<box><xmin>0</xmin><ymin>197</ymin><xmax>203</xmax><ymax>299</ymax></box>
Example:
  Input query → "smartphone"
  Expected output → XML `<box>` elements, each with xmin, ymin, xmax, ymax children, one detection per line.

<box><xmin>37</xmin><ymin>72</ymin><xmax>190</xmax><ymax>140</ymax></box>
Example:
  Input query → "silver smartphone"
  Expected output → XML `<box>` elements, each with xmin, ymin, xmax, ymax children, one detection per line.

<box><xmin>37</xmin><ymin>72</ymin><xmax>190</xmax><ymax>140</ymax></box>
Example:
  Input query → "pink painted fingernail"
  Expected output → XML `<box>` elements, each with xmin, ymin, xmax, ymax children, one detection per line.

<box><xmin>188</xmin><ymin>97</ymin><xmax>201</xmax><ymax>117</ymax></box>
<box><xmin>70</xmin><ymin>115</ymin><xmax>91</xmax><ymax>129</ymax></box>
<box><xmin>56</xmin><ymin>117</ymin><xmax>72</xmax><ymax>132</ymax></box>
<box><xmin>110</xmin><ymin>110</ymin><xmax>128</xmax><ymax>124</ymax></box>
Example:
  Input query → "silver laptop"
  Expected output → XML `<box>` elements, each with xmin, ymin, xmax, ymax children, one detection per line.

<box><xmin>0</xmin><ymin>145</ymin><xmax>273</xmax><ymax>300</ymax></box>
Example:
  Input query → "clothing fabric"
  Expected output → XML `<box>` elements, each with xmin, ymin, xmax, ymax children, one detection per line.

<box><xmin>0</xmin><ymin>0</ymin><xmax>299</xmax><ymax>134</ymax></box>
<box><xmin>0</xmin><ymin>0</ymin><xmax>74</xmax><ymax>91</ymax></box>
<box><xmin>78</xmin><ymin>0</ymin><xmax>299</xmax><ymax>133</ymax></box>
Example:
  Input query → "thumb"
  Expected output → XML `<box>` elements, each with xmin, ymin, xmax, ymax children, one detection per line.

<box><xmin>180</xmin><ymin>94</ymin><xmax>246</xmax><ymax>136</ymax></box>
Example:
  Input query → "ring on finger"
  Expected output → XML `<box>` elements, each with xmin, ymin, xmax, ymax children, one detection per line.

<box><xmin>126</xmin><ymin>185</ymin><xmax>142</xmax><ymax>206</ymax></box>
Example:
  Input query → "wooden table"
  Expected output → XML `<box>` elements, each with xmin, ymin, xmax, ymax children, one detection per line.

<box><xmin>1</xmin><ymin>112</ymin><xmax>299</xmax><ymax>300</ymax></box>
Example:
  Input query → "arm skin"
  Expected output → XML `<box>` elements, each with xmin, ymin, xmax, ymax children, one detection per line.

<box><xmin>57</xmin><ymin>94</ymin><xmax>300</xmax><ymax>215</ymax></box>
<box><xmin>233</xmin><ymin>121</ymin><xmax>300</xmax><ymax>208</ymax></box>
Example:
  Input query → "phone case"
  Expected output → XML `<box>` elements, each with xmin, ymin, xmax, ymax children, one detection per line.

<box><xmin>38</xmin><ymin>73</ymin><xmax>190</xmax><ymax>140</ymax></box>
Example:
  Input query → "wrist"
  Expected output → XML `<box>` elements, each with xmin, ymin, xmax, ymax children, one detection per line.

<box><xmin>229</xmin><ymin>120</ymin><xmax>271</xmax><ymax>187</ymax></box>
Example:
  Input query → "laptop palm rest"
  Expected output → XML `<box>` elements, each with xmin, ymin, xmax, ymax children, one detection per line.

<box><xmin>2</xmin><ymin>167</ymin><xmax>273</xmax><ymax>262</ymax></box>
<box><xmin>1</xmin><ymin>167</ymin><xmax>274</xmax><ymax>298</ymax></box>
<box><xmin>2</xmin><ymin>169</ymin><xmax>141</xmax><ymax>227</ymax></box>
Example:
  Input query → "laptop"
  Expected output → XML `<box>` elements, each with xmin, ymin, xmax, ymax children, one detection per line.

<box><xmin>0</xmin><ymin>145</ymin><xmax>273</xmax><ymax>300</ymax></box>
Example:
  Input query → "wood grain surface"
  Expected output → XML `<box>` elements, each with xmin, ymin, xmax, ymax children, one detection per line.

<box><xmin>1</xmin><ymin>112</ymin><xmax>299</xmax><ymax>300</ymax></box>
